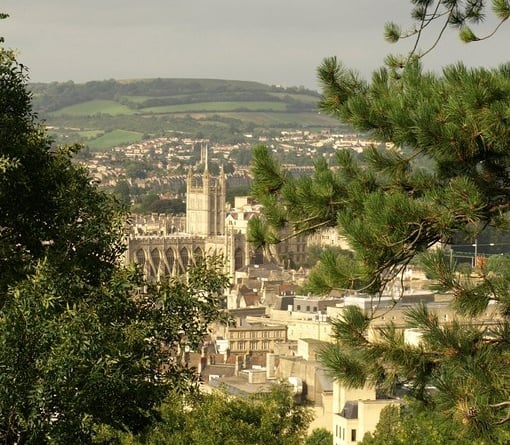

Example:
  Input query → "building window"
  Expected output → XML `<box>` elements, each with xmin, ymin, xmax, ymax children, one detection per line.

<box><xmin>351</xmin><ymin>429</ymin><xmax>356</xmax><ymax>442</ymax></box>
<box><xmin>296</xmin><ymin>305</ymin><xmax>301</xmax><ymax>311</ymax></box>
<box><xmin>306</xmin><ymin>306</ymin><xmax>310</xmax><ymax>311</ymax></box>
<box><xmin>313</xmin><ymin>306</ymin><xmax>317</xmax><ymax>312</ymax></box>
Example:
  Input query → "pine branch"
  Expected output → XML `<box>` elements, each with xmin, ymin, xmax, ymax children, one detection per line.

<box><xmin>278</xmin><ymin>219</ymin><xmax>331</xmax><ymax>243</ymax></box>
<box><xmin>419</xmin><ymin>7</ymin><xmax>456</xmax><ymax>59</ymax></box>
<box><xmin>406</xmin><ymin>1</ymin><xmax>443</xmax><ymax>62</ymax></box>
<box><xmin>468</xmin><ymin>15</ymin><xmax>508</xmax><ymax>41</ymax></box>
<box><xmin>493</xmin><ymin>412</ymin><xmax>510</xmax><ymax>425</ymax></box>
<box><xmin>489</xmin><ymin>401</ymin><xmax>510</xmax><ymax>409</ymax></box>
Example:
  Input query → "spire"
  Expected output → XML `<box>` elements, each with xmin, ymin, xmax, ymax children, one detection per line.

<box><xmin>204</xmin><ymin>143</ymin><xmax>209</xmax><ymax>173</ymax></box>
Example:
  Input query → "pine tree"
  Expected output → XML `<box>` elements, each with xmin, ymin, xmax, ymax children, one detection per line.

<box><xmin>249</xmin><ymin>1</ymin><xmax>510</xmax><ymax>442</ymax></box>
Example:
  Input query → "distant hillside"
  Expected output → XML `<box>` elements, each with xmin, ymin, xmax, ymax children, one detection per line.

<box><xmin>30</xmin><ymin>78</ymin><xmax>320</xmax><ymax>113</ymax></box>
<box><xmin>30</xmin><ymin>78</ymin><xmax>342</xmax><ymax>149</ymax></box>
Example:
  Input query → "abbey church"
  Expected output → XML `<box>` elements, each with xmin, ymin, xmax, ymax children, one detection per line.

<box><xmin>124</xmin><ymin>146</ymin><xmax>256</xmax><ymax>279</ymax></box>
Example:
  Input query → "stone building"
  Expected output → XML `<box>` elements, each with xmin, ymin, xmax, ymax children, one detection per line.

<box><xmin>125</xmin><ymin>149</ymin><xmax>249</xmax><ymax>279</ymax></box>
<box><xmin>332</xmin><ymin>383</ymin><xmax>396</xmax><ymax>445</ymax></box>
<box><xmin>124</xmin><ymin>145</ymin><xmax>313</xmax><ymax>309</ymax></box>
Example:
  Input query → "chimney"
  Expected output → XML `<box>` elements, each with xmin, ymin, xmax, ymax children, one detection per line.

<box><xmin>266</xmin><ymin>353</ymin><xmax>277</xmax><ymax>379</ymax></box>
<box><xmin>234</xmin><ymin>355</ymin><xmax>243</xmax><ymax>376</ymax></box>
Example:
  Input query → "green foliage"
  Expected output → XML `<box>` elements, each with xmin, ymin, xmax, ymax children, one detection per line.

<box><xmin>31</xmin><ymin>79</ymin><xmax>316</xmax><ymax>114</ymax></box>
<box><xmin>361</xmin><ymin>403</ymin><xmax>486</xmax><ymax>445</ymax></box>
<box><xmin>254</xmin><ymin>58</ymin><xmax>510</xmax><ymax>290</ymax></box>
<box><xmin>146</xmin><ymin>198</ymin><xmax>186</xmax><ymax>214</ymax></box>
<box><xmin>459</xmin><ymin>26</ymin><xmax>479</xmax><ymax>42</ymax></box>
<box><xmin>87</xmin><ymin>129</ymin><xmax>144</xmax><ymax>150</ymax></box>
<box><xmin>49</xmin><ymin>99</ymin><xmax>136</xmax><ymax>117</ymax></box>
<box><xmin>125</xmin><ymin>160</ymin><xmax>161</xmax><ymax>179</ymax></box>
<box><xmin>383</xmin><ymin>22</ymin><xmax>401</xmax><ymax>43</ymax></box>
<box><xmin>112</xmin><ymin>180</ymin><xmax>132</xmax><ymax>206</ymax></box>
<box><xmin>0</xmin><ymin>39</ymin><xmax>229</xmax><ymax>444</ymax></box>
<box><xmin>383</xmin><ymin>0</ymin><xmax>509</xmax><ymax>60</ymax></box>
<box><xmin>111</xmin><ymin>385</ymin><xmax>312</xmax><ymax>445</ymax></box>
<box><xmin>305</xmin><ymin>428</ymin><xmax>333</xmax><ymax>445</ymax></box>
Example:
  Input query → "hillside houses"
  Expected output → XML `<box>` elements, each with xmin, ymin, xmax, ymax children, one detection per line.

<box><xmin>79</xmin><ymin>130</ymin><xmax>380</xmax><ymax>193</ymax></box>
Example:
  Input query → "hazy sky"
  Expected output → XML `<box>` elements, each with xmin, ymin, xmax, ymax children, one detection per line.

<box><xmin>1</xmin><ymin>0</ymin><xmax>508</xmax><ymax>90</ymax></box>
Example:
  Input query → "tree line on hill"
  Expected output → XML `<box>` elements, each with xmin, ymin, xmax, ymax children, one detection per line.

<box><xmin>29</xmin><ymin>77</ymin><xmax>320</xmax><ymax>114</ymax></box>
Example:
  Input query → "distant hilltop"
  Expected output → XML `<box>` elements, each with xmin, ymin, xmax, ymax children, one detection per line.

<box><xmin>29</xmin><ymin>78</ymin><xmax>341</xmax><ymax>150</ymax></box>
<box><xmin>29</xmin><ymin>78</ymin><xmax>321</xmax><ymax>115</ymax></box>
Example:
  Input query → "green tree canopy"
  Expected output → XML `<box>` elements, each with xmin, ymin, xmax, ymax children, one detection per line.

<box><xmin>361</xmin><ymin>403</ymin><xmax>477</xmax><ymax>445</ymax></box>
<box><xmin>305</xmin><ymin>428</ymin><xmax>333</xmax><ymax>445</ymax></box>
<box><xmin>0</xmin><ymin>31</ymin><xmax>229</xmax><ymax>444</ymax></box>
<box><xmin>107</xmin><ymin>385</ymin><xmax>312</xmax><ymax>445</ymax></box>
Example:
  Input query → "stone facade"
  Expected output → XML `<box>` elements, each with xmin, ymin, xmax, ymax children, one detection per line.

<box><xmin>125</xmin><ymin>151</ymin><xmax>248</xmax><ymax>279</ymax></box>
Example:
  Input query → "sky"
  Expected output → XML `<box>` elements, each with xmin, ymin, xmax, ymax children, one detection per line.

<box><xmin>1</xmin><ymin>0</ymin><xmax>508</xmax><ymax>90</ymax></box>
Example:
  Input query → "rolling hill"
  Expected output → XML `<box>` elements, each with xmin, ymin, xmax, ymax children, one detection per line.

<box><xmin>30</xmin><ymin>78</ymin><xmax>342</xmax><ymax>149</ymax></box>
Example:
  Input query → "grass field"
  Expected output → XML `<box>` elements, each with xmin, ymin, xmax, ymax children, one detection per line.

<box><xmin>140</xmin><ymin>101</ymin><xmax>288</xmax><ymax>114</ymax></box>
<box><xmin>118</xmin><ymin>95</ymin><xmax>153</xmax><ymax>103</ymax></box>
<box><xmin>219</xmin><ymin>111</ymin><xmax>338</xmax><ymax>126</ymax></box>
<box><xmin>32</xmin><ymin>78</ymin><xmax>342</xmax><ymax>150</ymax></box>
<box><xmin>50</xmin><ymin>100</ymin><xmax>136</xmax><ymax>117</ymax></box>
<box><xmin>77</xmin><ymin>130</ymin><xmax>104</xmax><ymax>138</ymax></box>
<box><xmin>120</xmin><ymin>94</ymin><xmax>202</xmax><ymax>104</ymax></box>
<box><xmin>87</xmin><ymin>129</ymin><xmax>144</xmax><ymax>150</ymax></box>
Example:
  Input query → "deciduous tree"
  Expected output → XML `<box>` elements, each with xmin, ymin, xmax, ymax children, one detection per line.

<box><xmin>111</xmin><ymin>385</ymin><xmax>312</xmax><ymax>445</ymax></box>
<box><xmin>0</xmin><ymin>26</ymin><xmax>228</xmax><ymax>444</ymax></box>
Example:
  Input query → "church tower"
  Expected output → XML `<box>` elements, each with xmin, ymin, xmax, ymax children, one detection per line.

<box><xmin>186</xmin><ymin>145</ymin><xmax>226</xmax><ymax>236</ymax></box>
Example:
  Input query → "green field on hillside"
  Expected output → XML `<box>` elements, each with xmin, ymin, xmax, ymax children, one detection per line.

<box><xmin>87</xmin><ymin>129</ymin><xmax>144</xmax><ymax>150</ymax></box>
<box><xmin>219</xmin><ymin>111</ymin><xmax>331</xmax><ymax>126</ymax></box>
<box><xmin>140</xmin><ymin>101</ymin><xmax>288</xmax><ymax>114</ymax></box>
<box><xmin>31</xmin><ymin>78</ymin><xmax>343</xmax><ymax>148</ymax></box>
<box><xmin>50</xmin><ymin>100</ymin><xmax>136</xmax><ymax>117</ymax></box>
<box><xmin>77</xmin><ymin>130</ymin><xmax>104</xmax><ymax>138</ymax></box>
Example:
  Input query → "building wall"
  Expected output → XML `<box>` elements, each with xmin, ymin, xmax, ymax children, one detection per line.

<box><xmin>334</xmin><ymin>383</ymin><xmax>375</xmax><ymax>414</ymax></box>
<box><xmin>227</xmin><ymin>325</ymin><xmax>287</xmax><ymax>353</ymax></box>
<box><xmin>333</xmin><ymin>416</ymin><xmax>358</xmax><ymax>445</ymax></box>
<box><xmin>126</xmin><ymin>234</ymin><xmax>209</xmax><ymax>279</ymax></box>
<box><xmin>277</xmin><ymin>357</ymin><xmax>325</xmax><ymax>404</ymax></box>
<box><xmin>326</xmin><ymin>299</ymin><xmax>503</xmax><ymax>342</ymax></box>
<box><xmin>309</xmin><ymin>395</ymin><xmax>333</xmax><ymax>432</ymax></box>
<box><xmin>332</xmin><ymin>381</ymin><xmax>396</xmax><ymax>445</ymax></box>
<box><xmin>262</xmin><ymin>309</ymin><xmax>334</xmax><ymax>342</ymax></box>
<box><xmin>358</xmin><ymin>400</ymin><xmax>397</xmax><ymax>439</ymax></box>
